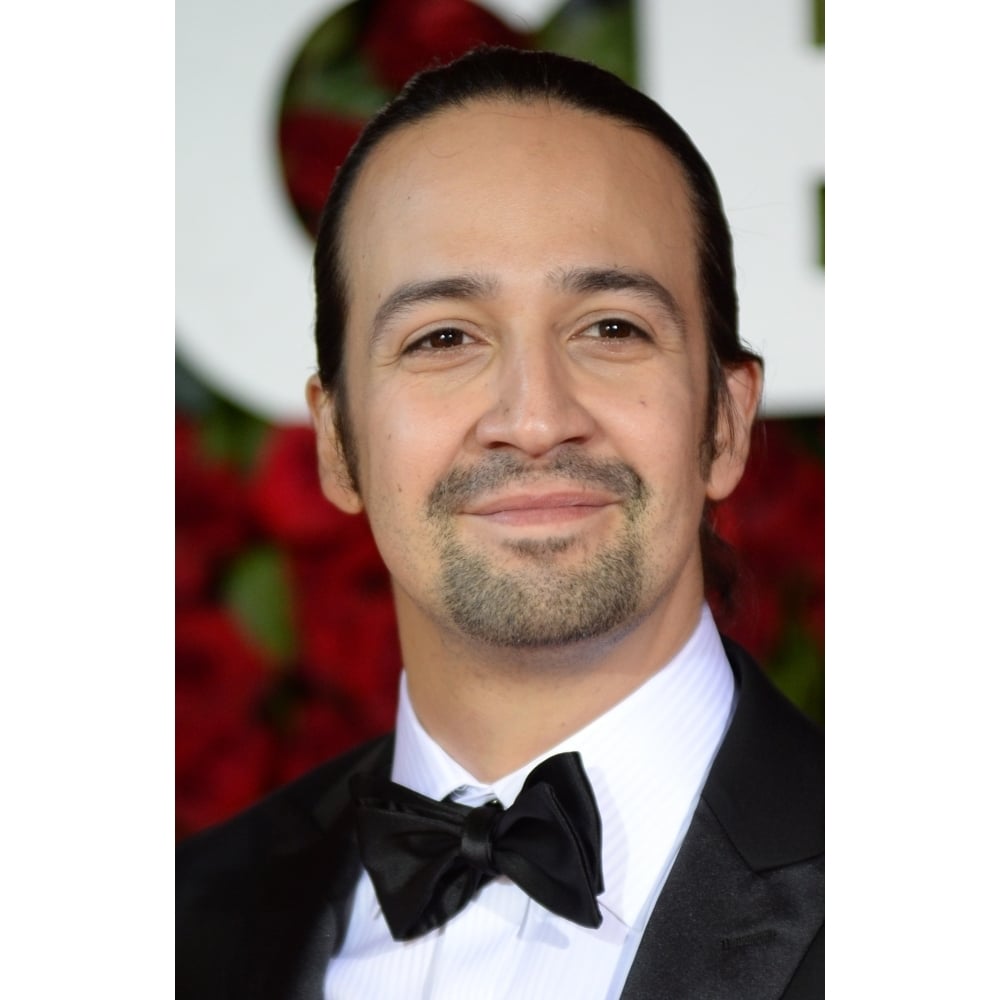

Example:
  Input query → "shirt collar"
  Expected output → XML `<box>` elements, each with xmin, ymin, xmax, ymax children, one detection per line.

<box><xmin>391</xmin><ymin>604</ymin><xmax>735</xmax><ymax>929</ymax></box>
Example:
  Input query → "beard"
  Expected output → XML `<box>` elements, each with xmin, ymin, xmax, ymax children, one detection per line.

<box><xmin>425</xmin><ymin>451</ymin><xmax>651</xmax><ymax>648</ymax></box>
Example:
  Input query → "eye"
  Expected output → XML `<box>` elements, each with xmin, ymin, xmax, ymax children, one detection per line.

<box><xmin>406</xmin><ymin>328</ymin><xmax>473</xmax><ymax>351</ymax></box>
<box><xmin>581</xmin><ymin>318</ymin><xmax>649</xmax><ymax>340</ymax></box>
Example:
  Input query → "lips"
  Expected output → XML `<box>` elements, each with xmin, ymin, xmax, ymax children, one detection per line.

<box><xmin>466</xmin><ymin>491</ymin><xmax>618</xmax><ymax>516</ymax></box>
<box><xmin>459</xmin><ymin>490</ymin><xmax>621</xmax><ymax>528</ymax></box>
<box><xmin>426</xmin><ymin>453</ymin><xmax>647</xmax><ymax>523</ymax></box>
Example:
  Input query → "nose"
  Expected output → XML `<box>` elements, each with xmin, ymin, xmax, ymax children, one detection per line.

<box><xmin>474</xmin><ymin>338</ymin><xmax>597</xmax><ymax>458</ymax></box>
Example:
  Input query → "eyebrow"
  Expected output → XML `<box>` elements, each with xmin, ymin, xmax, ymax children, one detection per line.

<box><xmin>369</xmin><ymin>265</ymin><xmax>685</xmax><ymax>346</ymax></box>
<box><xmin>371</xmin><ymin>274</ymin><xmax>500</xmax><ymax>345</ymax></box>
<box><xmin>552</xmin><ymin>266</ymin><xmax>686</xmax><ymax>333</ymax></box>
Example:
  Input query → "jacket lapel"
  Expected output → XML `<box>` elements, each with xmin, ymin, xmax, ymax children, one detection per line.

<box><xmin>620</xmin><ymin>643</ymin><xmax>824</xmax><ymax>1000</ymax></box>
<box><xmin>619</xmin><ymin>799</ymin><xmax>823</xmax><ymax>1000</ymax></box>
<box><xmin>236</xmin><ymin>736</ymin><xmax>394</xmax><ymax>1000</ymax></box>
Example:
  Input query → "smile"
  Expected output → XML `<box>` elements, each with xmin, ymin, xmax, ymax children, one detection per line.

<box><xmin>461</xmin><ymin>491</ymin><xmax>620</xmax><ymax>528</ymax></box>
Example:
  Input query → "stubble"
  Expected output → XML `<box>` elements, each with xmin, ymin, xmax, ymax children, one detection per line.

<box><xmin>426</xmin><ymin>451</ymin><xmax>651</xmax><ymax>648</ymax></box>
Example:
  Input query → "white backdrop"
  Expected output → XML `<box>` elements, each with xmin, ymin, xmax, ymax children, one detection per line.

<box><xmin>176</xmin><ymin>0</ymin><xmax>824</xmax><ymax>421</ymax></box>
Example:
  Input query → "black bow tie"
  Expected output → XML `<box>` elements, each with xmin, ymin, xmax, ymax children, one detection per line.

<box><xmin>350</xmin><ymin>751</ymin><xmax>605</xmax><ymax>941</ymax></box>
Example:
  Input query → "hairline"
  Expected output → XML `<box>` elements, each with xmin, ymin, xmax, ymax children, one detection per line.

<box><xmin>336</xmin><ymin>95</ymin><xmax>704</xmax><ymax>348</ymax></box>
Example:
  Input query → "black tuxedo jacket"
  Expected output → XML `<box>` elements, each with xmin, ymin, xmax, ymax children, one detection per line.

<box><xmin>177</xmin><ymin>640</ymin><xmax>824</xmax><ymax>999</ymax></box>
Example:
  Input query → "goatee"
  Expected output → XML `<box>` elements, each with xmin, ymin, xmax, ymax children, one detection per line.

<box><xmin>426</xmin><ymin>451</ymin><xmax>650</xmax><ymax>648</ymax></box>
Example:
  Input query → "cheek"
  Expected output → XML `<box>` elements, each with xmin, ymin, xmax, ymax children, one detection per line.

<box><xmin>358</xmin><ymin>383</ymin><xmax>462</xmax><ymax>513</ymax></box>
<box><xmin>603</xmin><ymin>377</ymin><xmax>705</xmax><ymax>467</ymax></box>
<box><xmin>606</xmin><ymin>389</ymin><xmax>711</xmax><ymax>539</ymax></box>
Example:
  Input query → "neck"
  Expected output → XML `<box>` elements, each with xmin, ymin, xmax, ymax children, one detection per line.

<box><xmin>394</xmin><ymin>584</ymin><xmax>705</xmax><ymax>783</ymax></box>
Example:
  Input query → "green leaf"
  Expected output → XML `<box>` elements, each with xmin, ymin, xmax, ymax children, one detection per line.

<box><xmin>222</xmin><ymin>546</ymin><xmax>297</xmax><ymax>662</ymax></box>
<box><xmin>536</xmin><ymin>1</ymin><xmax>637</xmax><ymax>86</ymax></box>
<box><xmin>767</xmin><ymin>624</ymin><xmax>825</xmax><ymax>726</ymax></box>
<box><xmin>280</xmin><ymin>2</ymin><xmax>393</xmax><ymax>119</ymax></box>
<box><xmin>286</xmin><ymin>54</ymin><xmax>394</xmax><ymax>119</ymax></box>
<box><xmin>289</xmin><ymin>0</ymin><xmax>367</xmax><ymax>72</ymax></box>
<box><xmin>176</xmin><ymin>351</ymin><xmax>270</xmax><ymax>472</ymax></box>
<box><xmin>196</xmin><ymin>401</ymin><xmax>269</xmax><ymax>474</ymax></box>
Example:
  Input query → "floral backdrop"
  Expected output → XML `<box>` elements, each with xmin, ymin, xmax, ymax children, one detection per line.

<box><xmin>176</xmin><ymin>0</ymin><xmax>824</xmax><ymax>840</ymax></box>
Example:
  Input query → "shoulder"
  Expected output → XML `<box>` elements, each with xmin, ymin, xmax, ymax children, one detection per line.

<box><xmin>709</xmin><ymin>639</ymin><xmax>824</xmax><ymax>871</ymax></box>
<box><xmin>177</xmin><ymin>733</ymin><xmax>394</xmax><ymax>895</ymax></box>
<box><xmin>176</xmin><ymin>735</ymin><xmax>393</xmax><ymax>997</ymax></box>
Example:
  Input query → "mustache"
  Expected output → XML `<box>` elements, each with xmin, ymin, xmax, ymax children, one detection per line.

<box><xmin>427</xmin><ymin>450</ymin><xmax>648</xmax><ymax>517</ymax></box>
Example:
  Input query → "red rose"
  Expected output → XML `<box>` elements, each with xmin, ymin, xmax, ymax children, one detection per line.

<box><xmin>274</xmin><ymin>697</ymin><xmax>375</xmax><ymax>787</ymax></box>
<box><xmin>712</xmin><ymin>418</ymin><xmax>825</xmax><ymax>663</ymax></box>
<box><xmin>278</xmin><ymin>111</ymin><xmax>365</xmax><ymax>237</ymax></box>
<box><xmin>718</xmin><ymin>574</ymin><xmax>784</xmax><ymax>663</ymax></box>
<box><xmin>176</xmin><ymin>724</ymin><xmax>276</xmax><ymax>837</ymax></box>
<box><xmin>362</xmin><ymin>0</ymin><xmax>530</xmax><ymax>91</ymax></box>
<box><xmin>802</xmin><ymin>588</ymin><xmax>825</xmax><ymax>649</ymax></box>
<box><xmin>176</xmin><ymin>536</ymin><xmax>210</xmax><ymax>609</ymax></box>
<box><xmin>176</xmin><ymin>416</ymin><xmax>251</xmax><ymax>606</ymax></box>
<box><xmin>779</xmin><ymin>446</ymin><xmax>825</xmax><ymax>584</ymax></box>
<box><xmin>717</xmin><ymin>420</ymin><xmax>825</xmax><ymax>584</ymax></box>
<box><xmin>289</xmin><ymin>530</ymin><xmax>400</xmax><ymax>729</ymax></box>
<box><xmin>289</xmin><ymin>519</ymin><xmax>391</xmax><ymax>633</ymax></box>
<box><xmin>176</xmin><ymin>607</ymin><xmax>274</xmax><ymax>834</ymax></box>
<box><xmin>248</xmin><ymin>424</ymin><xmax>357</xmax><ymax>549</ymax></box>
<box><xmin>176</xmin><ymin>607</ymin><xmax>271</xmax><ymax>765</ymax></box>
<box><xmin>298</xmin><ymin>598</ymin><xmax>401</xmax><ymax>733</ymax></box>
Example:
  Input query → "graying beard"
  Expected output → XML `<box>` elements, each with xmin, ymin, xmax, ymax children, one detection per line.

<box><xmin>503</xmin><ymin>536</ymin><xmax>577</xmax><ymax>557</ymax></box>
<box><xmin>437</xmin><ymin>537</ymin><xmax>644</xmax><ymax>648</ymax></box>
<box><xmin>426</xmin><ymin>450</ymin><xmax>651</xmax><ymax>649</ymax></box>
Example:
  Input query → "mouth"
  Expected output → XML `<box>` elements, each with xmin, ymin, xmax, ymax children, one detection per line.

<box><xmin>462</xmin><ymin>490</ymin><xmax>620</xmax><ymax>527</ymax></box>
<box><xmin>427</xmin><ymin>453</ymin><xmax>647</xmax><ymax>534</ymax></box>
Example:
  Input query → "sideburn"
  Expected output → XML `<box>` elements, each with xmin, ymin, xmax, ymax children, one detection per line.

<box><xmin>331</xmin><ymin>375</ymin><xmax>362</xmax><ymax>496</ymax></box>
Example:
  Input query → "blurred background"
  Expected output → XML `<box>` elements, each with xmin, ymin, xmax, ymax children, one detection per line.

<box><xmin>176</xmin><ymin>0</ymin><xmax>824</xmax><ymax>839</ymax></box>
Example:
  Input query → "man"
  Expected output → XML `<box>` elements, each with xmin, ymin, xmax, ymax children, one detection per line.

<box><xmin>177</xmin><ymin>47</ymin><xmax>823</xmax><ymax>999</ymax></box>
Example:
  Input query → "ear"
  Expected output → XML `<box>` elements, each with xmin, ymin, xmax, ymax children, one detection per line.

<box><xmin>305</xmin><ymin>375</ymin><xmax>364</xmax><ymax>515</ymax></box>
<box><xmin>705</xmin><ymin>360</ymin><xmax>763</xmax><ymax>502</ymax></box>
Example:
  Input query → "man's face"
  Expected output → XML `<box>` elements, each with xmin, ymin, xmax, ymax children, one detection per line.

<box><xmin>311</xmin><ymin>100</ymin><xmax>755</xmax><ymax>651</ymax></box>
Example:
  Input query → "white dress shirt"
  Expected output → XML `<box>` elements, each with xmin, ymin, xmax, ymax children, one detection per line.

<box><xmin>324</xmin><ymin>604</ymin><xmax>735</xmax><ymax>1000</ymax></box>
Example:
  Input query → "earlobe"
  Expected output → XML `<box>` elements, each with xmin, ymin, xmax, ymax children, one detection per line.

<box><xmin>305</xmin><ymin>375</ymin><xmax>364</xmax><ymax>515</ymax></box>
<box><xmin>705</xmin><ymin>360</ymin><xmax>763</xmax><ymax>502</ymax></box>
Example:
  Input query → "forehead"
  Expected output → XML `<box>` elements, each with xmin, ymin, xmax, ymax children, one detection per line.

<box><xmin>339</xmin><ymin>99</ymin><xmax>700</xmax><ymax>324</ymax></box>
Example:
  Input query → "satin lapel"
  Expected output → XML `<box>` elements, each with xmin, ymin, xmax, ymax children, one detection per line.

<box><xmin>619</xmin><ymin>800</ymin><xmax>823</xmax><ymax>1000</ymax></box>
<box><xmin>236</xmin><ymin>737</ymin><xmax>394</xmax><ymax>1000</ymax></box>
<box><xmin>621</xmin><ymin>643</ymin><xmax>824</xmax><ymax>1000</ymax></box>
